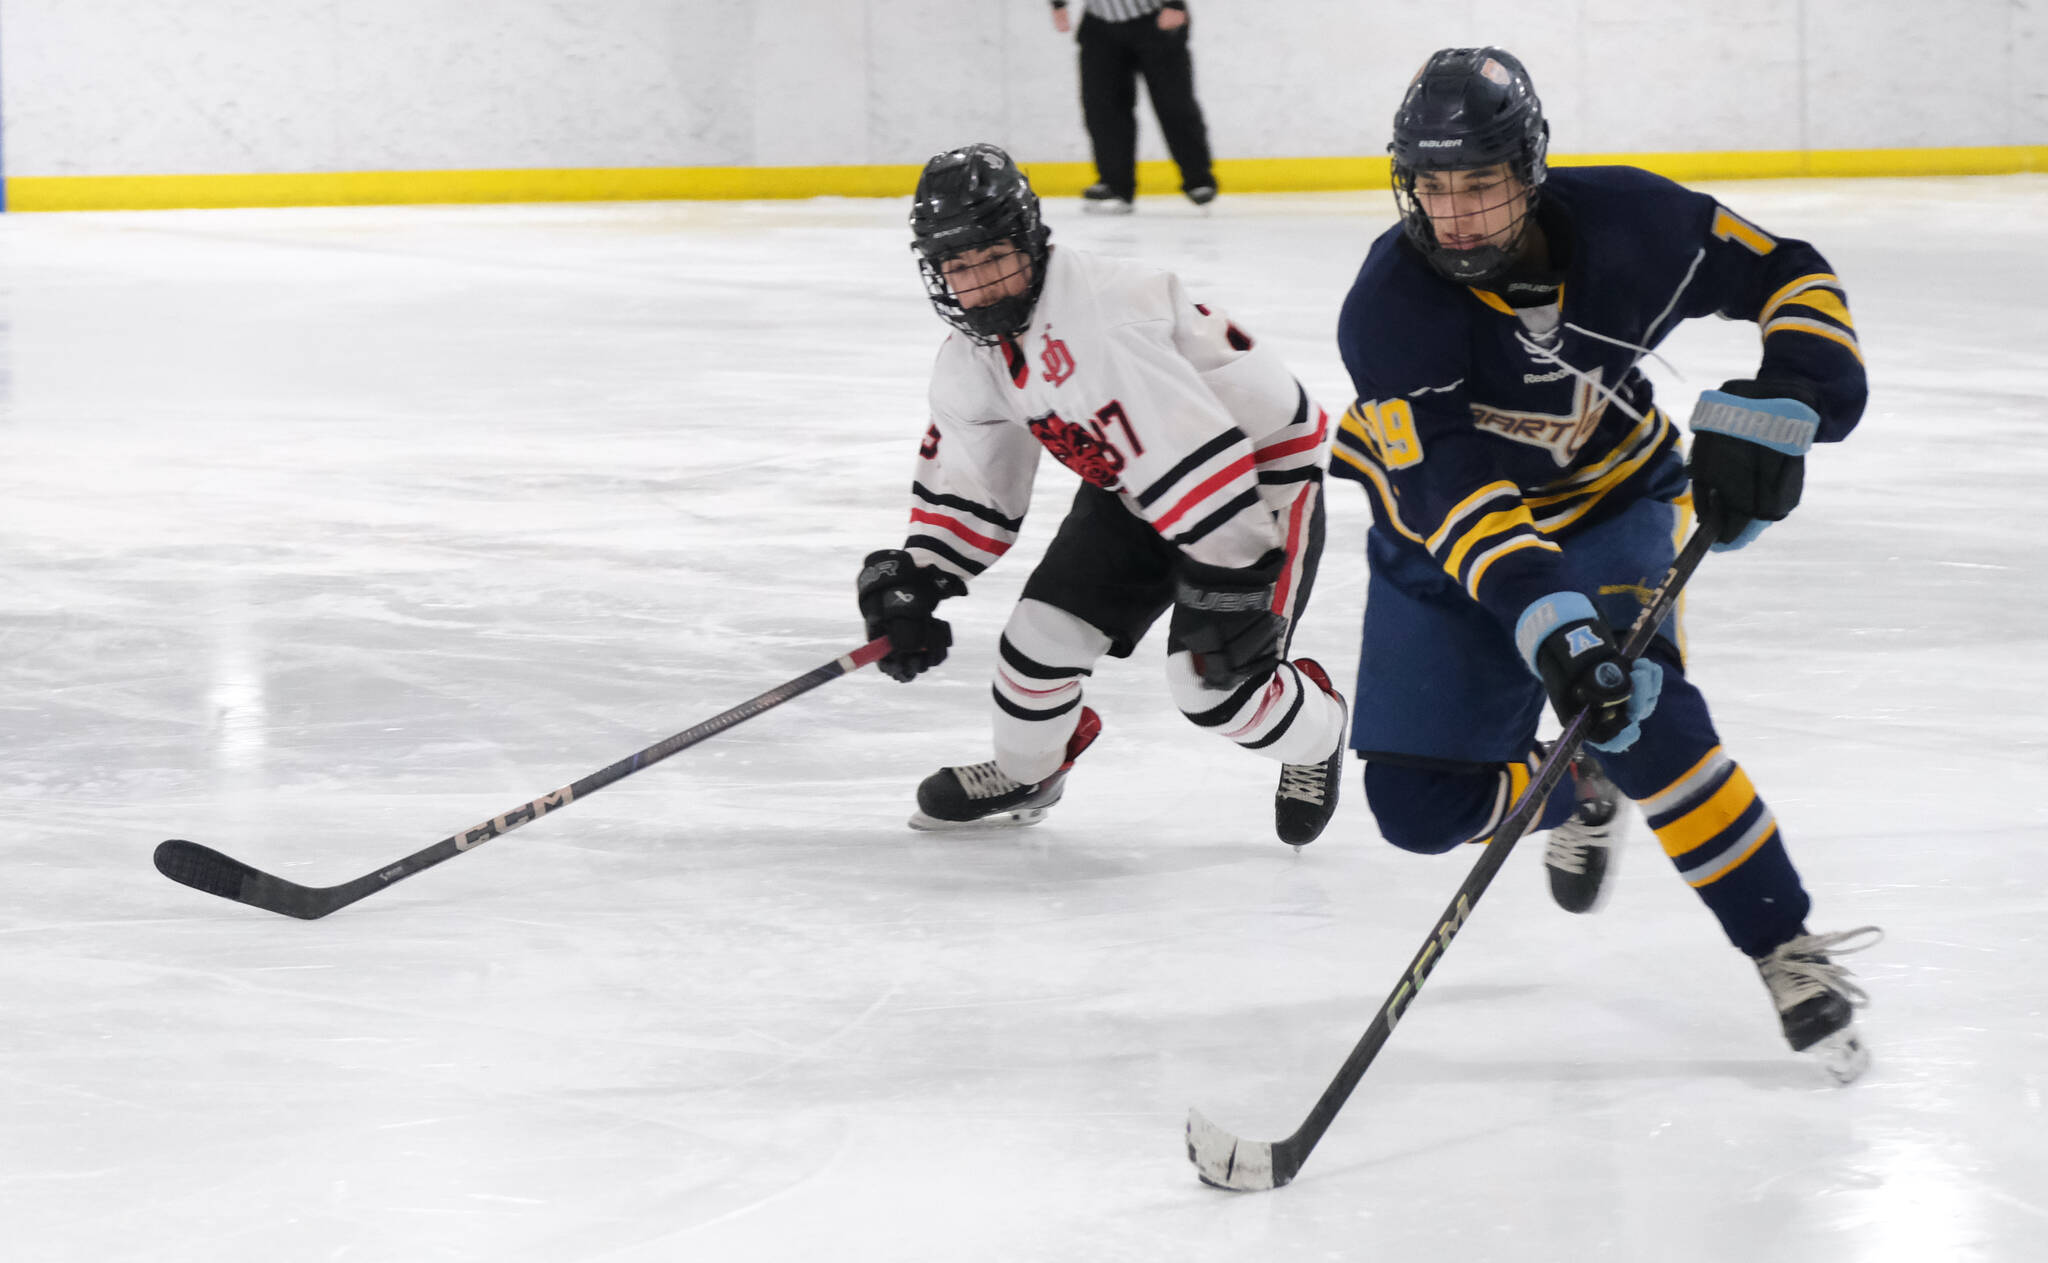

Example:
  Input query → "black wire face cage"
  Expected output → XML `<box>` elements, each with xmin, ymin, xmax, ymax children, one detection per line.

<box><xmin>1392</xmin><ymin>155</ymin><xmax>1543</xmax><ymax>285</ymax></box>
<box><xmin>909</xmin><ymin>143</ymin><xmax>1053</xmax><ymax>345</ymax></box>
<box><xmin>1388</xmin><ymin>47</ymin><xmax>1551</xmax><ymax>286</ymax></box>
<box><xmin>915</xmin><ymin>236</ymin><xmax>1045</xmax><ymax>345</ymax></box>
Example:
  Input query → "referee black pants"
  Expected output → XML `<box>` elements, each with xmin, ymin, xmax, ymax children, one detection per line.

<box><xmin>1077</xmin><ymin>11</ymin><xmax>1215</xmax><ymax>200</ymax></box>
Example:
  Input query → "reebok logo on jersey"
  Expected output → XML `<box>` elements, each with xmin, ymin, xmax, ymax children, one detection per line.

<box><xmin>1523</xmin><ymin>368</ymin><xmax>1571</xmax><ymax>384</ymax></box>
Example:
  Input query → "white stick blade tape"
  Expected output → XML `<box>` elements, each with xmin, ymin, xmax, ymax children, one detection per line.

<box><xmin>1186</xmin><ymin>1109</ymin><xmax>1276</xmax><ymax>1191</ymax></box>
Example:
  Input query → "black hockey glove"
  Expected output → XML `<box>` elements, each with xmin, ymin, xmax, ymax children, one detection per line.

<box><xmin>1688</xmin><ymin>378</ymin><xmax>1821</xmax><ymax>551</ymax></box>
<box><xmin>857</xmin><ymin>549</ymin><xmax>967</xmax><ymax>683</ymax></box>
<box><xmin>1516</xmin><ymin>592</ymin><xmax>1664</xmax><ymax>753</ymax></box>
<box><xmin>1171</xmin><ymin>554</ymin><xmax>1286</xmax><ymax>690</ymax></box>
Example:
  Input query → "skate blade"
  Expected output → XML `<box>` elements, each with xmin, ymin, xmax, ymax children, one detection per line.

<box><xmin>1806</xmin><ymin>1025</ymin><xmax>1871</xmax><ymax>1086</ymax></box>
<box><xmin>908</xmin><ymin>807</ymin><xmax>1050</xmax><ymax>831</ymax></box>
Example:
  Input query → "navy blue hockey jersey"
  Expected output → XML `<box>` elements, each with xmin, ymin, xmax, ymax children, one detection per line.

<box><xmin>1331</xmin><ymin>164</ymin><xmax>1867</xmax><ymax>629</ymax></box>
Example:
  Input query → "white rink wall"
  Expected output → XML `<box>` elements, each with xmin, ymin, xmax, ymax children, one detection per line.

<box><xmin>3</xmin><ymin>0</ymin><xmax>2046</xmax><ymax>179</ymax></box>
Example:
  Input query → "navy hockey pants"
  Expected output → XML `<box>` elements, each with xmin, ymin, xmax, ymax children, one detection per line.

<box><xmin>1350</xmin><ymin>494</ymin><xmax>1812</xmax><ymax>957</ymax></box>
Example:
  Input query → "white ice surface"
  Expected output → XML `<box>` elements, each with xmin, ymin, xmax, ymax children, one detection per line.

<box><xmin>1</xmin><ymin>179</ymin><xmax>2044</xmax><ymax>1263</ymax></box>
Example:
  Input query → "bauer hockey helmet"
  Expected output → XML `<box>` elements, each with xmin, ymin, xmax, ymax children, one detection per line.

<box><xmin>910</xmin><ymin>143</ymin><xmax>1052</xmax><ymax>344</ymax></box>
<box><xmin>1389</xmin><ymin>47</ymin><xmax>1550</xmax><ymax>284</ymax></box>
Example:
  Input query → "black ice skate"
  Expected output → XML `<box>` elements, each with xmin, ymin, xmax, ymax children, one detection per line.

<box><xmin>1543</xmin><ymin>751</ymin><xmax>1626</xmax><ymax>913</ymax></box>
<box><xmin>1755</xmin><ymin>926</ymin><xmax>1883</xmax><ymax>1084</ymax></box>
<box><xmin>1274</xmin><ymin>659</ymin><xmax>1347</xmax><ymax>847</ymax></box>
<box><xmin>1080</xmin><ymin>183</ymin><xmax>1134</xmax><ymax>215</ymax></box>
<box><xmin>909</xmin><ymin>707</ymin><xmax>1103</xmax><ymax>831</ymax></box>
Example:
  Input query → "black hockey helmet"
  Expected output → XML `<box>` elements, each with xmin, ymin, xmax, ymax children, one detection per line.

<box><xmin>1389</xmin><ymin>47</ymin><xmax>1550</xmax><ymax>284</ymax></box>
<box><xmin>910</xmin><ymin>143</ymin><xmax>1052</xmax><ymax>344</ymax></box>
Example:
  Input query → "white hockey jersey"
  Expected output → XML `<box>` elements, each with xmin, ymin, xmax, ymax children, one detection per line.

<box><xmin>903</xmin><ymin>245</ymin><xmax>1328</xmax><ymax>583</ymax></box>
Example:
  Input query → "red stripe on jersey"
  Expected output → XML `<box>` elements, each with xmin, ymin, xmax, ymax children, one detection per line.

<box><xmin>1150</xmin><ymin>455</ymin><xmax>1256</xmax><ymax>533</ymax></box>
<box><xmin>1253</xmin><ymin>406</ymin><xmax>1329</xmax><ymax>464</ymax></box>
<box><xmin>1000</xmin><ymin>337</ymin><xmax>1030</xmax><ymax>388</ymax></box>
<box><xmin>909</xmin><ymin>508</ymin><xmax>1007</xmax><ymax>554</ymax></box>
<box><xmin>1270</xmin><ymin>483</ymin><xmax>1315</xmax><ymax>615</ymax></box>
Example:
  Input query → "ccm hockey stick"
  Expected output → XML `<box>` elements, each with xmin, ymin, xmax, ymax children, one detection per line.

<box><xmin>1188</xmin><ymin>516</ymin><xmax>1717</xmax><ymax>1190</ymax></box>
<box><xmin>154</xmin><ymin>637</ymin><xmax>892</xmax><ymax>920</ymax></box>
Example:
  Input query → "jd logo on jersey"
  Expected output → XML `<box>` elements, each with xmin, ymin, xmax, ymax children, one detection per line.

<box><xmin>1040</xmin><ymin>331</ymin><xmax>1077</xmax><ymax>386</ymax></box>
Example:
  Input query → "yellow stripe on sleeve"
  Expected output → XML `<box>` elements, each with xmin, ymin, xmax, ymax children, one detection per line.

<box><xmin>1442</xmin><ymin>505</ymin><xmax>1543</xmax><ymax>577</ymax></box>
<box><xmin>1463</xmin><ymin>534</ymin><xmax>1563</xmax><ymax>599</ymax></box>
<box><xmin>1331</xmin><ymin>436</ymin><xmax>1374</xmax><ymax>471</ymax></box>
<box><xmin>1425</xmin><ymin>480</ymin><xmax>1521</xmax><ymax>552</ymax></box>
<box><xmin>1759</xmin><ymin>273</ymin><xmax>1840</xmax><ymax>323</ymax></box>
<box><xmin>1763</xmin><ymin>317</ymin><xmax>1866</xmax><ymax>365</ymax></box>
<box><xmin>1779</xmin><ymin>289</ymin><xmax>1855</xmax><ymax>328</ymax></box>
<box><xmin>1333</xmin><ymin>446</ymin><xmax>1427</xmax><ymax>543</ymax></box>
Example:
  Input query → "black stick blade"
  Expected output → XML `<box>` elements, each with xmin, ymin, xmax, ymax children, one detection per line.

<box><xmin>154</xmin><ymin>839</ymin><xmax>252</xmax><ymax>898</ymax></box>
<box><xmin>154</xmin><ymin>840</ymin><xmax>337</xmax><ymax>920</ymax></box>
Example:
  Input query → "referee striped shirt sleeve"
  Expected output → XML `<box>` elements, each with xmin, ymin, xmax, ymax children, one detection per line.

<box><xmin>1051</xmin><ymin>1</ymin><xmax>1185</xmax><ymax>19</ymax></box>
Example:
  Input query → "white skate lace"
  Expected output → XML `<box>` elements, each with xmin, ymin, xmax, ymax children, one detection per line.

<box><xmin>1277</xmin><ymin>761</ymin><xmax>1329</xmax><ymax>805</ymax></box>
<box><xmin>955</xmin><ymin>761</ymin><xmax>1026</xmax><ymax>801</ymax></box>
<box><xmin>1543</xmin><ymin>764</ymin><xmax>1618</xmax><ymax>875</ymax></box>
<box><xmin>1758</xmin><ymin>926</ymin><xmax>1884</xmax><ymax>1011</ymax></box>
<box><xmin>1543</xmin><ymin>833</ymin><xmax>1590</xmax><ymax>875</ymax></box>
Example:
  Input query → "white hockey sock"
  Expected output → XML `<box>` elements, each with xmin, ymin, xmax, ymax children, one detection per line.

<box><xmin>1169</xmin><ymin>656</ymin><xmax>1343</xmax><ymax>765</ymax></box>
<box><xmin>991</xmin><ymin>599</ymin><xmax>1110</xmax><ymax>784</ymax></box>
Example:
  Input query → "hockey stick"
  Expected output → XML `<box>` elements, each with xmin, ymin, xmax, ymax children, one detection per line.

<box><xmin>154</xmin><ymin>637</ymin><xmax>893</xmax><ymax>920</ymax></box>
<box><xmin>1187</xmin><ymin>517</ymin><xmax>1717</xmax><ymax>1190</ymax></box>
